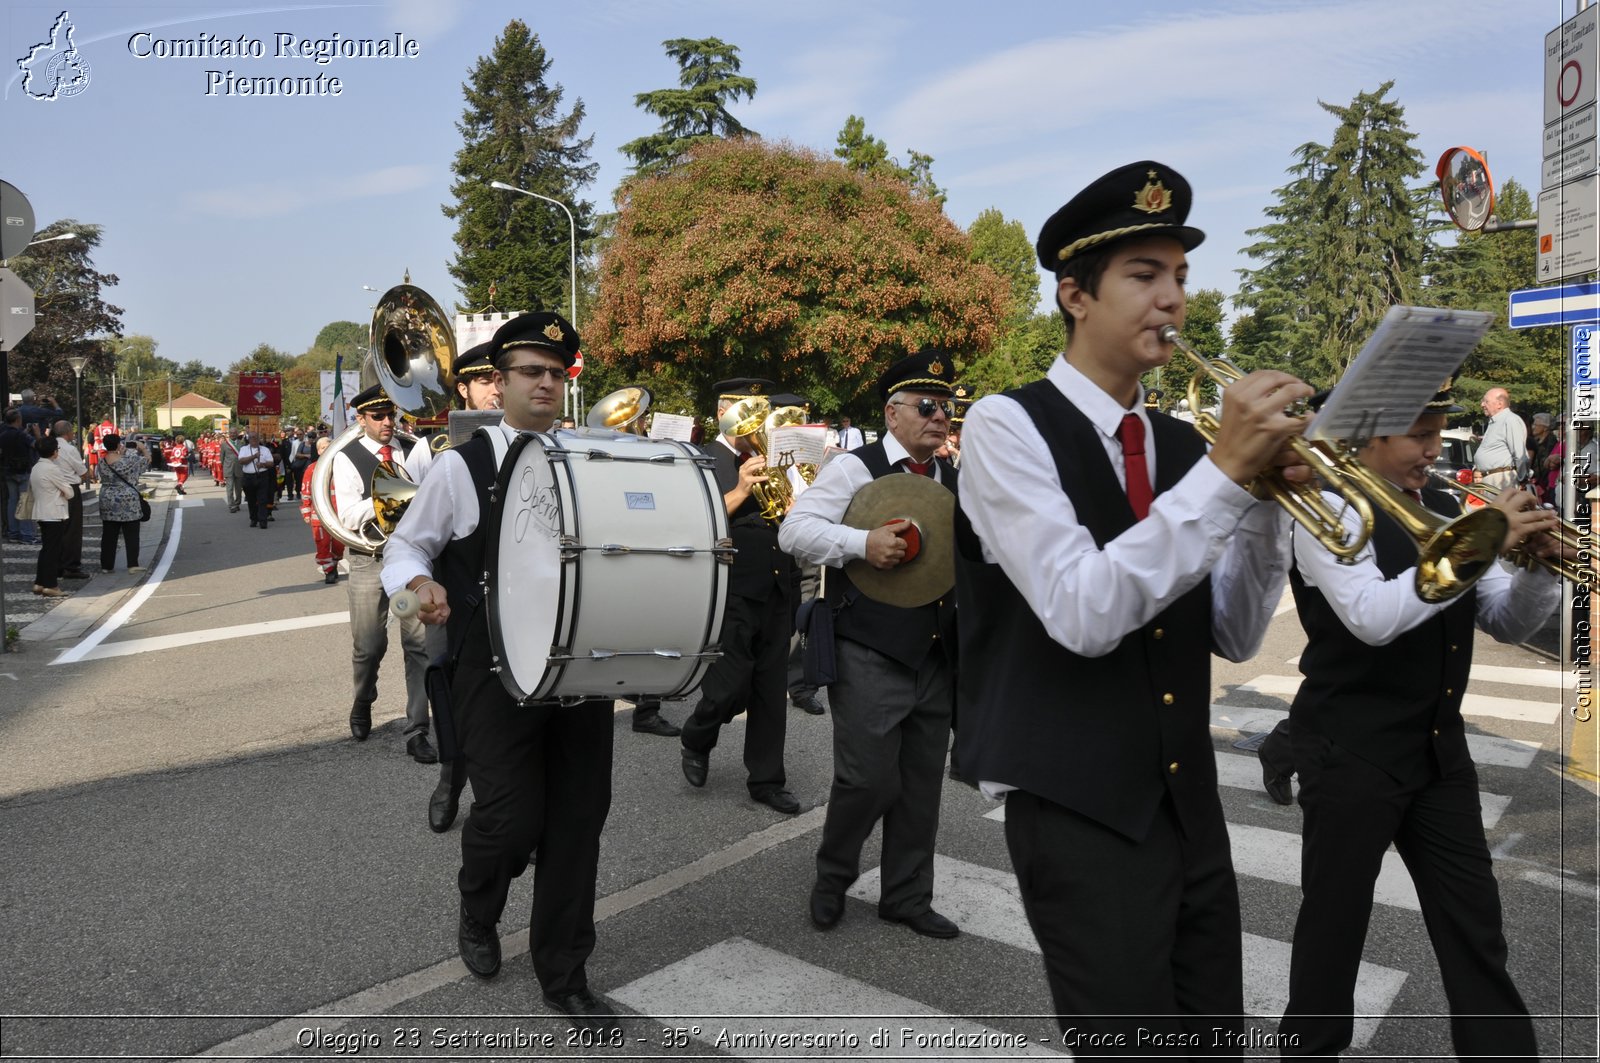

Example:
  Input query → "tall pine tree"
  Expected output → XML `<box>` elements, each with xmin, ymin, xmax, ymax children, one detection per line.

<box><xmin>1233</xmin><ymin>82</ymin><xmax>1426</xmax><ymax>386</ymax></box>
<box><xmin>620</xmin><ymin>38</ymin><xmax>757</xmax><ymax>175</ymax></box>
<box><xmin>445</xmin><ymin>21</ymin><xmax>596</xmax><ymax>320</ymax></box>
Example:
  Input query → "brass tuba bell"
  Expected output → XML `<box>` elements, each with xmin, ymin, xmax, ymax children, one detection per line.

<box><xmin>586</xmin><ymin>387</ymin><xmax>653</xmax><ymax>435</ymax></box>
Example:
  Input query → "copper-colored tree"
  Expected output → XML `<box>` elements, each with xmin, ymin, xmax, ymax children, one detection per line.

<box><xmin>588</xmin><ymin>139</ymin><xmax>1010</xmax><ymax>416</ymax></box>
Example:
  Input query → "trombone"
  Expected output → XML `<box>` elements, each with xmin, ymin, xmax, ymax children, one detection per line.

<box><xmin>1430</xmin><ymin>473</ymin><xmax>1594</xmax><ymax>585</ymax></box>
<box><xmin>1159</xmin><ymin>325</ymin><xmax>1510</xmax><ymax>602</ymax></box>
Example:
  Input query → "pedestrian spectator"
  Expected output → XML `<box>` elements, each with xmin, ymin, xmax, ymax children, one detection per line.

<box><xmin>836</xmin><ymin>415</ymin><xmax>864</xmax><ymax>451</ymax></box>
<box><xmin>221</xmin><ymin>429</ymin><xmax>244</xmax><ymax>512</ymax></box>
<box><xmin>1527</xmin><ymin>413</ymin><xmax>1556</xmax><ymax>501</ymax></box>
<box><xmin>2</xmin><ymin>408</ymin><xmax>39</xmax><ymax>544</ymax></box>
<box><xmin>51</xmin><ymin>420</ymin><xmax>90</xmax><ymax>581</ymax></box>
<box><xmin>28</xmin><ymin>435</ymin><xmax>76</xmax><ymax>597</ymax></box>
<box><xmin>97</xmin><ymin>434</ymin><xmax>149</xmax><ymax>573</ymax></box>
<box><xmin>286</xmin><ymin>428</ymin><xmax>310</xmax><ymax>500</ymax></box>
<box><xmin>1474</xmin><ymin>387</ymin><xmax>1527</xmax><ymax>492</ymax></box>
<box><xmin>16</xmin><ymin>389</ymin><xmax>61</xmax><ymax>439</ymax></box>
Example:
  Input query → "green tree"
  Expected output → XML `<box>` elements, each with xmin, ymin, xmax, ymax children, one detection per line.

<box><xmin>6</xmin><ymin>222</ymin><xmax>123</xmax><ymax>420</ymax></box>
<box><xmin>834</xmin><ymin>115</ymin><xmax>944</xmax><ymax>205</ymax></box>
<box><xmin>589</xmin><ymin>139</ymin><xmax>1010</xmax><ymax>416</ymax></box>
<box><xmin>957</xmin><ymin>208</ymin><xmax>1048</xmax><ymax>395</ymax></box>
<box><xmin>620</xmin><ymin>37</ymin><xmax>757</xmax><ymax>175</ymax></box>
<box><xmin>1234</xmin><ymin>82</ymin><xmax>1426</xmax><ymax>386</ymax></box>
<box><xmin>444</xmin><ymin>20</ymin><xmax>596</xmax><ymax>321</ymax></box>
<box><xmin>1423</xmin><ymin>177</ymin><xmax>1561</xmax><ymax>416</ymax></box>
<box><xmin>313</xmin><ymin>320</ymin><xmax>367</xmax><ymax>354</ymax></box>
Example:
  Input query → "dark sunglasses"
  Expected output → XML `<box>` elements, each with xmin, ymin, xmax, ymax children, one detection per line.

<box><xmin>363</xmin><ymin>409</ymin><xmax>397</xmax><ymax>422</ymax></box>
<box><xmin>891</xmin><ymin>397</ymin><xmax>953</xmax><ymax>418</ymax></box>
<box><xmin>502</xmin><ymin>364</ymin><xmax>567</xmax><ymax>382</ymax></box>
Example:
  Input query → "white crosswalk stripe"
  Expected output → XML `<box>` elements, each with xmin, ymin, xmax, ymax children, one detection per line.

<box><xmin>610</xmin><ymin>936</ymin><xmax>1061</xmax><ymax>1057</ymax></box>
<box><xmin>1238</xmin><ymin>672</ymin><xmax>1560</xmax><ymax>724</ymax></box>
<box><xmin>1210</xmin><ymin>702</ymin><xmax>1540</xmax><ymax>768</ymax></box>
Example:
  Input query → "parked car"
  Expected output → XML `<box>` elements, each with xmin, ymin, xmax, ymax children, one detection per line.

<box><xmin>1431</xmin><ymin>428</ymin><xmax>1477</xmax><ymax>506</ymax></box>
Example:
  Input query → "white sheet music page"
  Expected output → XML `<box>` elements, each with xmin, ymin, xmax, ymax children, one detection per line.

<box><xmin>1307</xmin><ymin>305</ymin><xmax>1494</xmax><ymax>442</ymax></box>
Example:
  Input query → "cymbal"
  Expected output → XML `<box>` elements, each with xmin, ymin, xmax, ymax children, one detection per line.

<box><xmin>841</xmin><ymin>474</ymin><xmax>954</xmax><ymax>608</ymax></box>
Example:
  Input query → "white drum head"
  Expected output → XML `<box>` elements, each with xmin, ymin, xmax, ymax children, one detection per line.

<box><xmin>486</xmin><ymin>433</ymin><xmax>563</xmax><ymax>702</ymax></box>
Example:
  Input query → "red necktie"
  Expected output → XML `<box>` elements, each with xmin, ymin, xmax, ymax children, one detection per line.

<box><xmin>1118</xmin><ymin>414</ymin><xmax>1153</xmax><ymax>520</ymax></box>
<box><xmin>1406</xmin><ymin>488</ymin><xmax>1423</xmax><ymax>504</ymax></box>
<box><xmin>378</xmin><ymin>444</ymin><xmax>393</xmax><ymax>464</ymax></box>
<box><xmin>903</xmin><ymin>459</ymin><xmax>930</xmax><ymax>477</ymax></box>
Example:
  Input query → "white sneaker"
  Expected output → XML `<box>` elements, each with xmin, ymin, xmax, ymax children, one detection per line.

<box><xmin>129</xmin><ymin>565</ymin><xmax>145</xmax><ymax>574</ymax></box>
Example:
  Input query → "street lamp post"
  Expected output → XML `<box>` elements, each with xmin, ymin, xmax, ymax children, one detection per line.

<box><xmin>67</xmin><ymin>355</ymin><xmax>87</xmax><ymax>433</ymax></box>
<box><xmin>489</xmin><ymin>180</ymin><xmax>580</xmax><ymax>419</ymax></box>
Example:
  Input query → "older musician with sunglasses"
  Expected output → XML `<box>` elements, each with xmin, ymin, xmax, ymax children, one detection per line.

<box><xmin>331</xmin><ymin>385</ymin><xmax>434</xmax><ymax>763</ymax></box>
<box><xmin>382</xmin><ymin>312</ymin><xmax>619</xmax><ymax>1035</ymax></box>
<box><xmin>779</xmin><ymin>350</ymin><xmax>962</xmax><ymax>941</ymax></box>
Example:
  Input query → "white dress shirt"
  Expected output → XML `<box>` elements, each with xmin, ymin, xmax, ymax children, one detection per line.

<box><xmin>1292</xmin><ymin>490</ymin><xmax>1561</xmax><ymax>646</ymax></box>
<box><xmin>382</xmin><ymin>421</ymin><xmax>527</xmax><ymax>597</ymax></box>
<box><xmin>779</xmin><ymin>431</ymin><xmax>944</xmax><ymax>567</ymax></box>
<box><xmin>236</xmin><ymin>443</ymin><xmax>273</xmax><ymax>475</ymax></box>
<box><xmin>959</xmin><ymin>356</ymin><xmax>1290</xmax><ymax>662</ymax></box>
<box><xmin>331</xmin><ymin>434</ymin><xmax>430</xmax><ymax>533</ymax></box>
<box><xmin>56</xmin><ymin>439</ymin><xmax>87</xmax><ymax>482</ymax></box>
<box><xmin>837</xmin><ymin>426</ymin><xmax>865</xmax><ymax>451</ymax></box>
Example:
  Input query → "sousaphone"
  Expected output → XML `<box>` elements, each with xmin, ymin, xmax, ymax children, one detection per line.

<box><xmin>309</xmin><ymin>283</ymin><xmax>457</xmax><ymax>554</ymax></box>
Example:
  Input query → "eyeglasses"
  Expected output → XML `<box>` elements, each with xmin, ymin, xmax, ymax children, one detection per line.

<box><xmin>364</xmin><ymin>410</ymin><xmax>397</xmax><ymax>422</ymax></box>
<box><xmin>890</xmin><ymin>398</ymin><xmax>953</xmax><ymax>418</ymax></box>
<box><xmin>501</xmin><ymin>364</ymin><xmax>567</xmax><ymax>382</ymax></box>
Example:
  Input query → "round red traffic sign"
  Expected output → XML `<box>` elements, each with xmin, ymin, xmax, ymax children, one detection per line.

<box><xmin>1560</xmin><ymin>59</ymin><xmax>1583</xmax><ymax>108</ymax></box>
<box><xmin>568</xmin><ymin>349</ymin><xmax>584</xmax><ymax>379</ymax></box>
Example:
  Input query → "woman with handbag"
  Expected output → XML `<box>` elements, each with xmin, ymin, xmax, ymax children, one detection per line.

<box><xmin>98</xmin><ymin>434</ymin><xmax>150</xmax><ymax>573</ymax></box>
<box><xmin>28</xmin><ymin>436</ymin><xmax>77</xmax><ymax>597</ymax></box>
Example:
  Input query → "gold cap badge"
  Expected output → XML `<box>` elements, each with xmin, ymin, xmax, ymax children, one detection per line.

<box><xmin>928</xmin><ymin>360</ymin><xmax>944</xmax><ymax>376</ymax></box>
<box><xmin>1133</xmin><ymin>170</ymin><xmax>1173</xmax><ymax>215</ymax></box>
<box><xmin>543</xmin><ymin>322</ymin><xmax>565</xmax><ymax>343</ymax></box>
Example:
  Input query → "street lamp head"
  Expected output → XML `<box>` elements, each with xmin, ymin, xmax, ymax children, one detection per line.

<box><xmin>26</xmin><ymin>232</ymin><xmax>78</xmax><ymax>248</ymax></box>
<box><xmin>67</xmin><ymin>355</ymin><xmax>88</xmax><ymax>376</ymax></box>
<box><xmin>489</xmin><ymin>181</ymin><xmax>516</xmax><ymax>192</ymax></box>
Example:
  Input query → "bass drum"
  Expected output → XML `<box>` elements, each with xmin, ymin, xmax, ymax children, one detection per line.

<box><xmin>486</xmin><ymin>430</ymin><xmax>732</xmax><ymax>704</ymax></box>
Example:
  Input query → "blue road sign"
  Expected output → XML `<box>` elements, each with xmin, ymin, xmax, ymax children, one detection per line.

<box><xmin>1509</xmin><ymin>281</ymin><xmax>1600</xmax><ymax>329</ymax></box>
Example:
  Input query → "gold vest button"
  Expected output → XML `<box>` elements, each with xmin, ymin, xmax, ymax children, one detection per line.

<box><xmin>1445</xmin><ymin>688</ymin><xmax>1453</xmax><ymax>697</ymax></box>
<box><xmin>1152</xmin><ymin>628</ymin><xmax>1164</xmax><ymax>639</ymax></box>
<box><xmin>1162</xmin><ymin>693</ymin><xmax>1175</xmax><ymax>705</ymax></box>
<box><xmin>1433</xmin><ymin>728</ymin><xmax>1440</xmax><ymax>737</ymax></box>
<box><xmin>1167</xmin><ymin>761</ymin><xmax>1180</xmax><ymax>774</ymax></box>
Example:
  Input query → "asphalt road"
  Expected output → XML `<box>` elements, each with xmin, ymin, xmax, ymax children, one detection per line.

<box><xmin>0</xmin><ymin>476</ymin><xmax>1595</xmax><ymax>1061</ymax></box>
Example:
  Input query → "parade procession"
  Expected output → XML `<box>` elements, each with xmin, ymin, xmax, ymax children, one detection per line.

<box><xmin>2</xmin><ymin>4</ymin><xmax>1597</xmax><ymax>1061</ymax></box>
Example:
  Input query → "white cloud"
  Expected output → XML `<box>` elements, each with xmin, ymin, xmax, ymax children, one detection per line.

<box><xmin>187</xmin><ymin>164</ymin><xmax>437</xmax><ymax>218</ymax></box>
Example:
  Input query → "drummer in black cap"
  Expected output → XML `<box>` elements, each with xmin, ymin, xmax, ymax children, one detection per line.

<box><xmin>679</xmin><ymin>376</ymin><xmax>801</xmax><ymax>815</ymax></box>
<box><xmin>952</xmin><ymin>161</ymin><xmax>1314</xmax><ymax>1048</ymax></box>
<box><xmin>381</xmin><ymin>310</ymin><xmax>621</xmax><ymax>1033</ymax></box>
<box><xmin>779</xmin><ymin>349</ymin><xmax>962</xmax><ymax>939</ymax></box>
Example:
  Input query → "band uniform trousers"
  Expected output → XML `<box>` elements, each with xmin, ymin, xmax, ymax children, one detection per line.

<box><xmin>1279</xmin><ymin>731</ymin><xmax>1534</xmax><ymax>1059</ymax></box>
<box><xmin>786</xmin><ymin>563</ymin><xmax>820</xmax><ymax>698</ymax></box>
<box><xmin>454</xmin><ymin>655</ymin><xmax>613</xmax><ymax>996</ymax></box>
<box><xmin>1005</xmin><ymin>789</ymin><xmax>1243</xmax><ymax>1055</ymax></box>
<box><xmin>61</xmin><ymin>484</ymin><xmax>84</xmax><ymax>574</ymax></box>
<box><xmin>816</xmin><ymin>637</ymin><xmax>951</xmax><ymax>916</ymax></box>
<box><xmin>681</xmin><ymin>589</ymin><xmax>790</xmax><ymax>797</ymax></box>
<box><xmin>346</xmin><ymin>551</ymin><xmax>430</xmax><ymax>738</ymax></box>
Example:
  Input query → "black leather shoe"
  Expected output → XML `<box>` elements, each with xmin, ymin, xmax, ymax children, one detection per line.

<box><xmin>792</xmin><ymin>692</ymin><xmax>825</xmax><ymax>715</ymax></box>
<box><xmin>752</xmin><ymin>788</ymin><xmax>800</xmax><ymax>814</ymax></box>
<box><xmin>349</xmin><ymin>704</ymin><xmax>371</xmax><ymax>741</ymax></box>
<box><xmin>632</xmin><ymin>712</ymin><xmax>681</xmax><ymax>737</ymax></box>
<box><xmin>61</xmin><ymin>569</ymin><xmax>90</xmax><ymax>580</ymax></box>
<box><xmin>809</xmin><ymin>888</ymin><xmax>844</xmax><ymax>929</ymax></box>
<box><xmin>881</xmin><ymin>908</ymin><xmax>960</xmax><ymax>939</ymax></box>
<box><xmin>324</xmin><ymin>569</ymin><xmax>338</xmax><ymax>585</ymax></box>
<box><xmin>681</xmin><ymin>748</ymin><xmax>708</xmax><ymax>788</ymax></box>
<box><xmin>543</xmin><ymin>989</ymin><xmax>621</xmax><ymax>1033</ymax></box>
<box><xmin>1262</xmin><ymin>766</ymin><xmax>1294</xmax><ymax>806</ymax></box>
<box><xmin>407</xmin><ymin>734</ymin><xmax>439</xmax><ymax>764</ymax></box>
<box><xmin>458</xmin><ymin>902</ymin><xmax>500</xmax><ymax>977</ymax></box>
<box><xmin>428</xmin><ymin>775</ymin><xmax>460</xmax><ymax>833</ymax></box>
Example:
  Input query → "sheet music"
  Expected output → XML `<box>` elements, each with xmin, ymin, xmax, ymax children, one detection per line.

<box><xmin>767</xmin><ymin>425</ymin><xmax>829</xmax><ymax>466</ymax></box>
<box><xmin>1308</xmin><ymin>306</ymin><xmax>1494</xmax><ymax>442</ymax></box>
<box><xmin>647</xmin><ymin>412</ymin><xmax>697</xmax><ymax>441</ymax></box>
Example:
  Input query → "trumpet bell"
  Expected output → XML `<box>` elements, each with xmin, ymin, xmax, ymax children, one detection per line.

<box><xmin>587</xmin><ymin>387</ymin><xmax>653</xmax><ymax>434</ymax></box>
<box><xmin>371</xmin><ymin>460</ymin><xmax>418</xmax><ymax>537</ymax></box>
<box><xmin>1415</xmin><ymin>507</ymin><xmax>1509</xmax><ymax>603</ymax></box>
<box><xmin>719</xmin><ymin>397</ymin><xmax>771</xmax><ymax>442</ymax></box>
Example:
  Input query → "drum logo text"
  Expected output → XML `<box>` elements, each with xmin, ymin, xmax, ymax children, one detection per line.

<box><xmin>625</xmin><ymin>492</ymin><xmax>656</xmax><ymax>510</ymax></box>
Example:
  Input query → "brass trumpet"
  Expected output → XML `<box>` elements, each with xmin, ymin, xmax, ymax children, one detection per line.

<box><xmin>1158</xmin><ymin>324</ymin><xmax>1375</xmax><ymax>562</ymax></box>
<box><xmin>1431</xmin><ymin>473</ymin><xmax>1593</xmax><ymax>586</ymax></box>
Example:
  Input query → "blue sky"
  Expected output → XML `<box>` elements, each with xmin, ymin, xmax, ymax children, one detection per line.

<box><xmin>0</xmin><ymin>0</ymin><xmax>1575</xmax><ymax>374</ymax></box>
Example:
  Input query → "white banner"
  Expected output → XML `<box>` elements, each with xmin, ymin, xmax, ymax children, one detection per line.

<box><xmin>454</xmin><ymin>311</ymin><xmax>523</xmax><ymax>356</ymax></box>
<box><xmin>321</xmin><ymin>370</ymin><xmax>361</xmax><ymax>432</ymax></box>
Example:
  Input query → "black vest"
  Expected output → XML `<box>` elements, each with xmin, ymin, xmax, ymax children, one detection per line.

<box><xmin>830</xmin><ymin>442</ymin><xmax>958</xmax><ymax>670</ymax></box>
<box><xmin>955</xmin><ymin>381</ymin><xmax>1215</xmax><ymax>842</ymax></box>
<box><xmin>1288</xmin><ymin>484</ymin><xmax>1478</xmax><ymax>782</ymax></box>
<box><xmin>706</xmin><ymin>439</ymin><xmax>793</xmax><ymax>601</ymax></box>
<box><xmin>434</xmin><ymin>433</ymin><xmax>498</xmax><ymax>667</ymax></box>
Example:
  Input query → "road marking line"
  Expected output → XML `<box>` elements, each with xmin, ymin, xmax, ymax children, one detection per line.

<box><xmin>1229</xmin><ymin>821</ymin><xmax>1420</xmax><ymax>911</ymax></box>
<box><xmin>187</xmin><ymin>809</ymin><xmax>826</xmax><ymax>1060</ymax></box>
<box><xmin>1210</xmin><ymin>704</ymin><xmax>1540</xmax><ymax>770</ymax></box>
<box><xmin>1518</xmin><ymin>869</ymin><xmax>1600</xmax><ymax>900</ymax></box>
<box><xmin>848</xmin><ymin>854</ymin><xmax>1403</xmax><ymax>1049</ymax></box>
<box><xmin>52</xmin><ymin>509</ymin><xmax>184</xmax><ymax>666</ymax></box>
<box><xmin>70</xmin><ymin>611</ymin><xmax>352</xmax><ymax>661</ymax></box>
<box><xmin>610</xmin><ymin>936</ymin><xmax>1060</xmax><ymax>1055</ymax></box>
